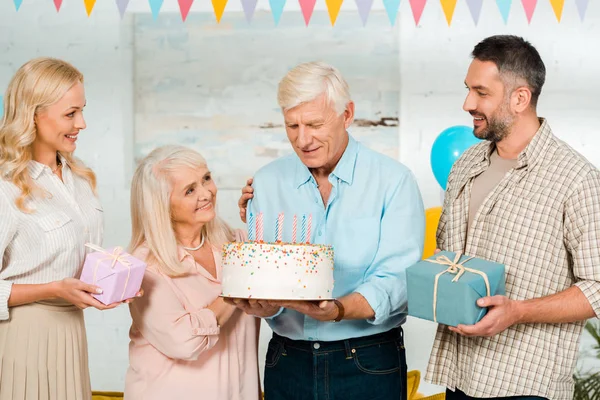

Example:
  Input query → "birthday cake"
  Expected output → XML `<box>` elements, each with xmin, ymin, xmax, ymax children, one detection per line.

<box><xmin>221</xmin><ymin>212</ymin><xmax>333</xmax><ymax>300</ymax></box>
<box><xmin>221</xmin><ymin>213</ymin><xmax>334</xmax><ymax>299</ymax></box>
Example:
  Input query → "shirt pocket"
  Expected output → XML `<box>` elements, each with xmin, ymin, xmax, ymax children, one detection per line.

<box><xmin>37</xmin><ymin>211</ymin><xmax>73</xmax><ymax>232</ymax></box>
<box><xmin>334</xmin><ymin>216</ymin><xmax>381</xmax><ymax>270</ymax></box>
<box><xmin>35</xmin><ymin>211</ymin><xmax>79</xmax><ymax>262</ymax></box>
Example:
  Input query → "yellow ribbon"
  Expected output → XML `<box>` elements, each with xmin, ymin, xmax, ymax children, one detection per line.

<box><xmin>85</xmin><ymin>243</ymin><xmax>132</xmax><ymax>301</ymax></box>
<box><xmin>424</xmin><ymin>253</ymin><xmax>491</xmax><ymax>323</ymax></box>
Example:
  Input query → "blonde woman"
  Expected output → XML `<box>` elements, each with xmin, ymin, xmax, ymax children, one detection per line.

<box><xmin>125</xmin><ymin>145</ymin><xmax>260</xmax><ymax>400</ymax></box>
<box><xmin>0</xmin><ymin>58</ymin><xmax>136</xmax><ymax>400</ymax></box>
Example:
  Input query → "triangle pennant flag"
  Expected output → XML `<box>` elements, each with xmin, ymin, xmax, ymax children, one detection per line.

<box><xmin>178</xmin><ymin>0</ymin><xmax>194</xmax><ymax>21</ymax></box>
<box><xmin>148</xmin><ymin>0</ymin><xmax>163</xmax><ymax>19</ymax></box>
<box><xmin>325</xmin><ymin>0</ymin><xmax>343</xmax><ymax>25</ymax></box>
<box><xmin>355</xmin><ymin>0</ymin><xmax>373</xmax><ymax>25</ymax></box>
<box><xmin>575</xmin><ymin>0</ymin><xmax>589</xmax><ymax>21</ymax></box>
<box><xmin>270</xmin><ymin>0</ymin><xmax>286</xmax><ymax>25</ymax></box>
<box><xmin>549</xmin><ymin>0</ymin><xmax>564</xmax><ymax>22</ymax></box>
<box><xmin>84</xmin><ymin>0</ymin><xmax>96</xmax><ymax>16</ymax></box>
<box><xmin>241</xmin><ymin>0</ymin><xmax>258</xmax><ymax>22</ymax></box>
<box><xmin>299</xmin><ymin>0</ymin><xmax>316</xmax><ymax>25</ymax></box>
<box><xmin>54</xmin><ymin>0</ymin><xmax>62</xmax><ymax>11</ymax></box>
<box><xmin>13</xmin><ymin>0</ymin><xmax>23</xmax><ymax>11</ymax></box>
<box><xmin>116</xmin><ymin>0</ymin><xmax>130</xmax><ymax>18</ymax></box>
<box><xmin>383</xmin><ymin>0</ymin><xmax>401</xmax><ymax>25</ymax></box>
<box><xmin>212</xmin><ymin>0</ymin><xmax>228</xmax><ymax>22</ymax></box>
<box><xmin>408</xmin><ymin>0</ymin><xmax>426</xmax><ymax>25</ymax></box>
<box><xmin>465</xmin><ymin>0</ymin><xmax>483</xmax><ymax>25</ymax></box>
<box><xmin>521</xmin><ymin>0</ymin><xmax>537</xmax><ymax>23</ymax></box>
<box><xmin>496</xmin><ymin>0</ymin><xmax>511</xmax><ymax>23</ymax></box>
<box><xmin>440</xmin><ymin>0</ymin><xmax>457</xmax><ymax>25</ymax></box>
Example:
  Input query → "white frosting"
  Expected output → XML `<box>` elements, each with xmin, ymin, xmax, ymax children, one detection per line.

<box><xmin>221</xmin><ymin>242</ymin><xmax>334</xmax><ymax>300</ymax></box>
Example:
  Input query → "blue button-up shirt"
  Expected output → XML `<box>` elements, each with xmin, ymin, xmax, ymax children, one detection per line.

<box><xmin>248</xmin><ymin>135</ymin><xmax>425</xmax><ymax>341</ymax></box>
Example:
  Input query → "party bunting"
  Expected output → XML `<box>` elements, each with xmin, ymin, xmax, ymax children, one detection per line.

<box><xmin>84</xmin><ymin>0</ymin><xmax>96</xmax><ymax>16</ymax></box>
<box><xmin>116</xmin><ymin>0</ymin><xmax>129</xmax><ymax>18</ymax></box>
<box><xmin>383</xmin><ymin>0</ymin><xmax>401</xmax><ymax>25</ymax></box>
<box><xmin>298</xmin><ymin>0</ymin><xmax>316</xmax><ymax>25</ymax></box>
<box><xmin>212</xmin><ymin>0</ymin><xmax>228</xmax><ymax>22</ymax></box>
<box><xmin>409</xmin><ymin>0</ymin><xmax>426</xmax><ymax>25</ymax></box>
<box><xmin>575</xmin><ymin>0</ymin><xmax>589</xmax><ymax>21</ymax></box>
<box><xmin>270</xmin><ymin>0</ymin><xmax>286</xmax><ymax>25</ymax></box>
<box><xmin>178</xmin><ymin>0</ymin><xmax>194</xmax><ymax>21</ymax></box>
<box><xmin>440</xmin><ymin>0</ymin><xmax>457</xmax><ymax>26</ymax></box>
<box><xmin>325</xmin><ymin>0</ymin><xmax>343</xmax><ymax>25</ymax></box>
<box><xmin>241</xmin><ymin>0</ymin><xmax>258</xmax><ymax>22</ymax></box>
<box><xmin>148</xmin><ymin>0</ymin><xmax>163</xmax><ymax>19</ymax></box>
<box><xmin>521</xmin><ymin>0</ymin><xmax>537</xmax><ymax>23</ymax></box>
<box><xmin>496</xmin><ymin>0</ymin><xmax>512</xmax><ymax>23</ymax></box>
<box><xmin>355</xmin><ymin>0</ymin><xmax>373</xmax><ymax>25</ymax></box>
<box><xmin>15</xmin><ymin>0</ymin><xmax>594</xmax><ymax>24</ymax></box>
<box><xmin>465</xmin><ymin>0</ymin><xmax>483</xmax><ymax>25</ymax></box>
<box><xmin>549</xmin><ymin>0</ymin><xmax>564</xmax><ymax>21</ymax></box>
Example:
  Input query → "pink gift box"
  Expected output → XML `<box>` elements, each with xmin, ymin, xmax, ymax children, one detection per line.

<box><xmin>80</xmin><ymin>244</ymin><xmax>146</xmax><ymax>305</ymax></box>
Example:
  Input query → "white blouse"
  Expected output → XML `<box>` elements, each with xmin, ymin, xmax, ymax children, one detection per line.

<box><xmin>0</xmin><ymin>155</ymin><xmax>103</xmax><ymax>320</ymax></box>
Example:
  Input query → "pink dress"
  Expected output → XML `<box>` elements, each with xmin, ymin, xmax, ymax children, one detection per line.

<box><xmin>124</xmin><ymin>232</ymin><xmax>259</xmax><ymax>400</ymax></box>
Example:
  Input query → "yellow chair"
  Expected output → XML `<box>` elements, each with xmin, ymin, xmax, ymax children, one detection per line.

<box><xmin>407</xmin><ymin>370</ymin><xmax>446</xmax><ymax>400</ymax></box>
<box><xmin>92</xmin><ymin>392</ymin><xmax>123</xmax><ymax>400</ymax></box>
<box><xmin>93</xmin><ymin>373</ymin><xmax>440</xmax><ymax>400</ymax></box>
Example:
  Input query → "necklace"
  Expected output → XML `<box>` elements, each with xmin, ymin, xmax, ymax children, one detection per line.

<box><xmin>182</xmin><ymin>234</ymin><xmax>205</xmax><ymax>251</ymax></box>
<box><xmin>51</xmin><ymin>161</ymin><xmax>62</xmax><ymax>174</ymax></box>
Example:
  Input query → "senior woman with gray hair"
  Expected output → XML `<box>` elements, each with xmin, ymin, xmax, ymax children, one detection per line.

<box><xmin>233</xmin><ymin>61</ymin><xmax>425</xmax><ymax>400</ymax></box>
<box><xmin>124</xmin><ymin>145</ymin><xmax>260</xmax><ymax>400</ymax></box>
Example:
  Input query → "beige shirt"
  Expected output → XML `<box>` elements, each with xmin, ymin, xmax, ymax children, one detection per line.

<box><xmin>426</xmin><ymin>119</ymin><xmax>600</xmax><ymax>399</ymax></box>
<box><xmin>468</xmin><ymin>150</ymin><xmax>518</xmax><ymax>231</ymax></box>
<box><xmin>0</xmin><ymin>156</ymin><xmax>103</xmax><ymax>320</ymax></box>
<box><xmin>125</xmin><ymin>230</ymin><xmax>259</xmax><ymax>400</ymax></box>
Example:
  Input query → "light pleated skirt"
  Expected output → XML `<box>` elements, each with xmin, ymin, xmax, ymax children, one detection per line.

<box><xmin>0</xmin><ymin>300</ymin><xmax>91</xmax><ymax>400</ymax></box>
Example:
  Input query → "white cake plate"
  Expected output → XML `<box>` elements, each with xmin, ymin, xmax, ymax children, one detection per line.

<box><xmin>219</xmin><ymin>295</ymin><xmax>334</xmax><ymax>301</ymax></box>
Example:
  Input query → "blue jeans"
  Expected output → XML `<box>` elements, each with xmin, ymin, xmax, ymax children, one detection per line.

<box><xmin>446</xmin><ymin>388</ymin><xmax>548</xmax><ymax>400</ymax></box>
<box><xmin>264</xmin><ymin>327</ymin><xmax>407</xmax><ymax>400</ymax></box>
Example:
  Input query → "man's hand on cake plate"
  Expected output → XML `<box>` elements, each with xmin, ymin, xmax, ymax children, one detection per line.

<box><xmin>224</xmin><ymin>298</ymin><xmax>281</xmax><ymax>318</ymax></box>
<box><xmin>238</xmin><ymin>178</ymin><xmax>254</xmax><ymax>223</ymax></box>
<box><xmin>268</xmin><ymin>300</ymin><xmax>340</xmax><ymax>322</ymax></box>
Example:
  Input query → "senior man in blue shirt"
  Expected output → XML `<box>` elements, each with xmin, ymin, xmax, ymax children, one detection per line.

<box><xmin>230</xmin><ymin>61</ymin><xmax>425</xmax><ymax>400</ymax></box>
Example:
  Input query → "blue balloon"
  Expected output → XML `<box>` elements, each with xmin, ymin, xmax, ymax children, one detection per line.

<box><xmin>430</xmin><ymin>125</ymin><xmax>481</xmax><ymax>190</ymax></box>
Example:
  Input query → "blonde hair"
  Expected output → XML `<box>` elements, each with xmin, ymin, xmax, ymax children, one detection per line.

<box><xmin>0</xmin><ymin>57</ymin><xmax>96</xmax><ymax>212</ymax></box>
<box><xmin>277</xmin><ymin>61</ymin><xmax>351</xmax><ymax>115</ymax></box>
<box><xmin>129</xmin><ymin>145</ymin><xmax>235</xmax><ymax>277</ymax></box>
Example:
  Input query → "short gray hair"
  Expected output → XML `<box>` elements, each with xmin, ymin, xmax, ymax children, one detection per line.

<box><xmin>277</xmin><ymin>61</ymin><xmax>351</xmax><ymax>115</ymax></box>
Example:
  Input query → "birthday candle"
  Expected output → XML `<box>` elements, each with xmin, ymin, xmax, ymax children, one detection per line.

<box><xmin>301</xmin><ymin>215</ymin><xmax>307</xmax><ymax>243</ymax></box>
<box><xmin>306</xmin><ymin>214</ymin><xmax>312</xmax><ymax>243</ymax></box>
<box><xmin>257</xmin><ymin>213</ymin><xmax>264</xmax><ymax>242</ymax></box>
<box><xmin>274</xmin><ymin>214</ymin><xmax>280</xmax><ymax>242</ymax></box>
<box><xmin>292</xmin><ymin>214</ymin><xmax>297</xmax><ymax>243</ymax></box>
<box><xmin>277</xmin><ymin>213</ymin><xmax>284</xmax><ymax>242</ymax></box>
<box><xmin>248</xmin><ymin>212</ymin><xmax>255</xmax><ymax>241</ymax></box>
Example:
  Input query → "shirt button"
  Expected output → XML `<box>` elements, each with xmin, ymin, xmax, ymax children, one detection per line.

<box><xmin>313</xmin><ymin>342</ymin><xmax>320</xmax><ymax>349</ymax></box>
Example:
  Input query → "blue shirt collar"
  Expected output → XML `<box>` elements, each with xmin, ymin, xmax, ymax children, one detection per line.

<box><xmin>294</xmin><ymin>135</ymin><xmax>358</xmax><ymax>189</ymax></box>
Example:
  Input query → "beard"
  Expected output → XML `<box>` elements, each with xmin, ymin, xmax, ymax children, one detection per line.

<box><xmin>472</xmin><ymin>108</ymin><xmax>515</xmax><ymax>143</ymax></box>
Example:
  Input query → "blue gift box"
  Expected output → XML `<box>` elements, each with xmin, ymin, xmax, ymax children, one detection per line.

<box><xmin>406</xmin><ymin>251</ymin><xmax>505</xmax><ymax>327</ymax></box>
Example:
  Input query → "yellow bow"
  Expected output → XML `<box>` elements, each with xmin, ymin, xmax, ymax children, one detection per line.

<box><xmin>85</xmin><ymin>243</ymin><xmax>132</xmax><ymax>301</ymax></box>
<box><xmin>425</xmin><ymin>253</ymin><xmax>491</xmax><ymax>323</ymax></box>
